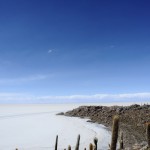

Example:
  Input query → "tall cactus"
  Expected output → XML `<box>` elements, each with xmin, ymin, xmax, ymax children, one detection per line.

<box><xmin>119</xmin><ymin>132</ymin><xmax>123</xmax><ymax>150</ymax></box>
<box><xmin>89</xmin><ymin>143</ymin><xmax>93</xmax><ymax>150</ymax></box>
<box><xmin>75</xmin><ymin>134</ymin><xmax>80</xmax><ymax>150</ymax></box>
<box><xmin>93</xmin><ymin>137</ymin><xmax>98</xmax><ymax>150</ymax></box>
<box><xmin>110</xmin><ymin>115</ymin><xmax>119</xmax><ymax>150</ymax></box>
<box><xmin>55</xmin><ymin>135</ymin><xmax>58</xmax><ymax>150</ymax></box>
<box><xmin>68</xmin><ymin>145</ymin><xmax>71</xmax><ymax>150</ymax></box>
<box><xmin>146</xmin><ymin>123</ymin><xmax>150</xmax><ymax>148</ymax></box>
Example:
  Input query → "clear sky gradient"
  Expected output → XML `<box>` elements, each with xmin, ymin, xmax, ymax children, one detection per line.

<box><xmin>0</xmin><ymin>0</ymin><xmax>150</xmax><ymax>103</ymax></box>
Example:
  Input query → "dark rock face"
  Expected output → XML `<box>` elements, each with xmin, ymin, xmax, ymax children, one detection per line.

<box><xmin>56</xmin><ymin>112</ymin><xmax>64</xmax><ymax>115</ymax></box>
<box><xmin>64</xmin><ymin>104</ymin><xmax>150</xmax><ymax>149</ymax></box>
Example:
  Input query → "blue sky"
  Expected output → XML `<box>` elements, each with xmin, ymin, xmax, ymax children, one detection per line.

<box><xmin>0</xmin><ymin>0</ymin><xmax>150</xmax><ymax>103</ymax></box>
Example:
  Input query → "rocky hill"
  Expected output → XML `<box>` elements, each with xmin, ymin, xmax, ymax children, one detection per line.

<box><xmin>64</xmin><ymin>104</ymin><xmax>150</xmax><ymax>149</ymax></box>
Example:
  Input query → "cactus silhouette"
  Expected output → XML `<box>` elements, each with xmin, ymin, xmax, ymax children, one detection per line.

<box><xmin>119</xmin><ymin>132</ymin><xmax>123</xmax><ymax>150</ymax></box>
<box><xmin>110</xmin><ymin>115</ymin><xmax>119</xmax><ymax>150</ymax></box>
<box><xmin>89</xmin><ymin>143</ymin><xmax>93</xmax><ymax>150</ymax></box>
<box><xmin>93</xmin><ymin>137</ymin><xmax>98</xmax><ymax>150</ymax></box>
<box><xmin>109</xmin><ymin>144</ymin><xmax>111</xmax><ymax>149</ymax></box>
<box><xmin>55</xmin><ymin>135</ymin><xmax>58</xmax><ymax>150</ymax></box>
<box><xmin>68</xmin><ymin>145</ymin><xmax>71</xmax><ymax>150</ymax></box>
<box><xmin>75</xmin><ymin>134</ymin><xmax>80</xmax><ymax>150</ymax></box>
<box><xmin>147</xmin><ymin>123</ymin><xmax>150</xmax><ymax>148</ymax></box>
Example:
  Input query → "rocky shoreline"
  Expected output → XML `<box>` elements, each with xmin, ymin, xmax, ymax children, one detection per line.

<box><xmin>61</xmin><ymin>104</ymin><xmax>150</xmax><ymax>149</ymax></box>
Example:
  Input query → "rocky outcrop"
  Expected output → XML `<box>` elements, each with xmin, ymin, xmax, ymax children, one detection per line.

<box><xmin>56</xmin><ymin>112</ymin><xmax>64</xmax><ymax>115</ymax></box>
<box><xmin>64</xmin><ymin>104</ymin><xmax>150</xmax><ymax>149</ymax></box>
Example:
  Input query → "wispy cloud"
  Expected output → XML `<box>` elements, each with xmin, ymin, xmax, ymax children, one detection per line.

<box><xmin>0</xmin><ymin>92</ymin><xmax>150</xmax><ymax>104</ymax></box>
<box><xmin>109</xmin><ymin>45</ymin><xmax>115</xmax><ymax>48</ymax></box>
<box><xmin>0</xmin><ymin>59</ymin><xmax>12</xmax><ymax>66</ymax></box>
<box><xmin>0</xmin><ymin>93</ymin><xmax>34</xmax><ymax>103</ymax></box>
<box><xmin>0</xmin><ymin>74</ymin><xmax>51</xmax><ymax>84</ymax></box>
<box><xmin>48</xmin><ymin>49</ymin><xmax>53</xmax><ymax>53</ymax></box>
<box><xmin>104</xmin><ymin>45</ymin><xmax>115</xmax><ymax>49</ymax></box>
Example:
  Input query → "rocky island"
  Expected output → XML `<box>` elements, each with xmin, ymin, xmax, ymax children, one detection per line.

<box><xmin>63</xmin><ymin>104</ymin><xmax>150</xmax><ymax>149</ymax></box>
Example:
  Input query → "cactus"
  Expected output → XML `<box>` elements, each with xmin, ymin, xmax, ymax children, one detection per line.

<box><xmin>75</xmin><ymin>134</ymin><xmax>80</xmax><ymax>150</ymax></box>
<box><xmin>119</xmin><ymin>132</ymin><xmax>123</xmax><ymax>150</ymax></box>
<box><xmin>68</xmin><ymin>145</ymin><xmax>71</xmax><ymax>150</ymax></box>
<box><xmin>89</xmin><ymin>143</ymin><xmax>93</xmax><ymax>150</ymax></box>
<box><xmin>110</xmin><ymin>115</ymin><xmax>119</xmax><ymax>150</ymax></box>
<box><xmin>55</xmin><ymin>135</ymin><xmax>58</xmax><ymax>150</ymax></box>
<box><xmin>147</xmin><ymin>123</ymin><xmax>150</xmax><ymax>148</ymax></box>
<box><xmin>93</xmin><ymin>137</ymin><xmax>98</xmax><ymax>150</ymax></box>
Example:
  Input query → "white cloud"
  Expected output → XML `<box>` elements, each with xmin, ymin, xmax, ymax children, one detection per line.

<box><xmin>48</xmin><ymin>50</ymin><xmax>53</xmax><ymax>53</ymax></box>
<box><xmin>0</xmin><ymin>74</ymin><xmax>51</xmax><ymax>84</ymax></box>
<box><xmin>0</xmin><ymin>92</ymin><xmax>150</xmax><ymax>104</ymax></box>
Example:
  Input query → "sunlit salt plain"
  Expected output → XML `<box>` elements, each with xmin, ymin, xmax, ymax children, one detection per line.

<box><xmin>0</xmin><ymin>104</ymin><xmax>111</xmax><ymax>150</ymax></box>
